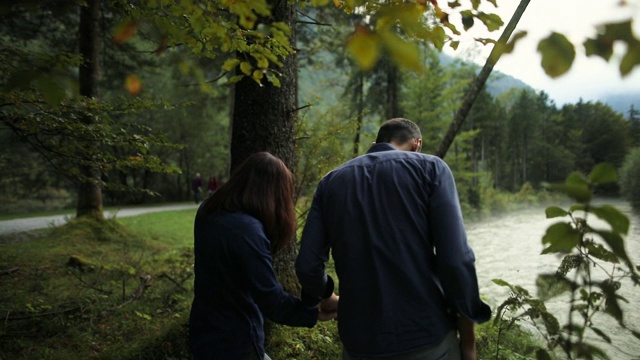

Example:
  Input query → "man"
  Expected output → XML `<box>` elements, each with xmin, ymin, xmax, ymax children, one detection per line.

<box><xmin>296</xmin><ymin>118</ymin><xmax>491</xmax><ymax>360</ymax></box>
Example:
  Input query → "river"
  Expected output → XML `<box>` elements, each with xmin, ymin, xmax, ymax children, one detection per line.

<box><xmin>466</xmin><ymin>199</ymin><xmax>640</xmax><ymax>359</ymax></box>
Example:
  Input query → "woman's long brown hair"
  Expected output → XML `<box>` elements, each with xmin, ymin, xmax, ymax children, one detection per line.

<box><xmin>199</xmin><ymin>152</ymin><xmax>296</xmax><ymax>253</ymax></box>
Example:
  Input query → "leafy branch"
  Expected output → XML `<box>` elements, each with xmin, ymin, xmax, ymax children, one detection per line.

<box><xmin>493</xmin><ymin>163</ymin><xmax>640</xmax><ymax>360</ymax></box>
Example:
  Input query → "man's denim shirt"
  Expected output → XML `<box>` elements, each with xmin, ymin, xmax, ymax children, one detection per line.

<box><xmin>296</xmin><ymin>143</ymin><xmax>491</xmax><ymax>357</ymax></box>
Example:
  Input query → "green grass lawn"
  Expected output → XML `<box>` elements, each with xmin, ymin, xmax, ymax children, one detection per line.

<box><xmin>0</xmin><ymin>207</ymin><xmax>547</xmax><ymax>360</ymax></box>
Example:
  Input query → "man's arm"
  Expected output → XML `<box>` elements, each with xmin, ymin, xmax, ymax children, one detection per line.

<box><xmin>295</xmin><ymin>191</ymin><xmax>334</xmax><ymax>306</ymax></box>
<box><xmin>428</xmin><ymin>160</ymin><xmax>491</xmax><ymax>323</ymax></box>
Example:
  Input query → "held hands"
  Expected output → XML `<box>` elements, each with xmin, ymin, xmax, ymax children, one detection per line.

<box><xmin>317</xmin><ymin>293</ymin><xmax>339</xmax><ymax>322</ymax></box>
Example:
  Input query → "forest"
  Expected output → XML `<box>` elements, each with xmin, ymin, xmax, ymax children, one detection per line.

<box><xmin>1</xmin><ymin>0</ymin><xmax>639</xmax><ymax>217</ymax></box>
<box><xmin>2</xmin><ymin>0</ymin><xmax>640</xmax><ymax>358</ymax></box>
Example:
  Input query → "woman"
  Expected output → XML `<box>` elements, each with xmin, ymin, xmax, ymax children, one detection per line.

<box><xmin>189</xmin><ymin>152</ymin><xmax>336</xmax><ymax>360</ymax></box>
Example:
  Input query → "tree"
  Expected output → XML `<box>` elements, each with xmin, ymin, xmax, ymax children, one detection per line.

<box><xmin>435</xmin><ymin>0</ymin><xmax>530</xmax><ymax>159</ymax></box>
<box><xmin>76</xmin><ymin>0</ymin><xmax>104</xmax><ymax>219</ymax></box>
<box><xmin>619</xmin><ymin>147</ymin><xmax>640</xmax><ymax>208</ymax></box>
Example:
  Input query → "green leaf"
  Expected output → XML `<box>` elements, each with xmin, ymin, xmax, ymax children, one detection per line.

<box><xmin>588</xmin><ymin>163</ymin><xmax>617</xmax><ymax>184</ymax></box>
<box><xmin>545</xmin><ymin>206</ymin><xmax>567</xmax><ymax>219</ymax></box>
<box><xmin>536</xmin><ymin>273</ymin><xmax>573</xmax><ymax>301</ymax></box>
<box><xmin>476</xmin><ymin>12</ymin><xmax>503</xmax><ymax>32</ymax></box>
<box><xmin>540</xmin><ymin>310</ymin><xmax>560</xmax><ymax>336</ymax></box>
<box><xmin>537</xmin><ymin>32</ymin><xmax>575</xmax><ymax>78</ymax></box>
<box><xmin>600</xmin><ymin>279</ymin><xmax>624</xmax><ymax>325</ymax></box>
<box><xmin>541</xmin><ymin>222</ymin><xmax>580</xmax><ymax>254</ymax></box>
<box><xmin>590</xmin><ymin>327</ymin><xmax>612</xmax><ymax>344</ymax></box>
<box><xmin>589</xmin><ymin>205</ymin><xmax>630</xmax><ymax>235</ymax></box>
<box><xmin>461</xmin><ymin>11</ymin><xmax>474</xmax><ymax>31</ymax></box>
<box><xmin>594</xmin><ymin>229</ymin><xmax>633</xmax><ymax>270</ymax></box>
<box><xmin>492</xmin><ymin>278</ymin><xmax>531</xmax><ymax>297</ymax></box>
<box><xmin>586</xmin><ymin>242</ymin><xmax>619</xmax><ymax>264</ymax></box>
<box><xmin>549</xmin><ymin>172</ymin><xmax>591</xmax><ymax>202</ymax></box>
<box><xmin>584</xmin><ymin>20</ymin><xmax>640</xmax><ymax>76</ymax></box>
<box><xmin>492</xmin><ymin>278</ymin><xmax>510</xmax><ymax>287</ymax></box>
<box><xmin>620</xmin><ymin>40</ymin><xmax>640</xmax><ymax>76</ymax></box>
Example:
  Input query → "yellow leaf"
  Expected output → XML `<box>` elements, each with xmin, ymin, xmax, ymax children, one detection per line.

<box><xmin>311</xmin><ymin>0</ymin><xmax>330</xmax><ymax>6</ymax></box>
<box><xmin>125</xmin><ymin>74</ymin><xmax>142</xmax><ymax>96</ymax></box>
<box><xmin>240</xmin><ymin>61</ymin><xmax>252</xmax><ymax>75</ymax></box>
<box><xmin>346</xmin><ymin>26</ymin><xmax>381</xmax><ymax>71</ymax></box>
<box><xmin>380</xmin><ymin>32</ymin><xmax>423</xmax><ymax>72</ymax></box>
<box><xmin>113</xmin><ymin>20</ymin><xmax>137</xmax><ymax>44</ymax></box>
<box><xmin>252</xmin><ymin>70</ymin><xmax>264</xmax><ymax>83</ymax></box>
<box><xmin>222</xmin><ymin>58</ymin><xmax>240</xmax><ymax>72</ymax></box>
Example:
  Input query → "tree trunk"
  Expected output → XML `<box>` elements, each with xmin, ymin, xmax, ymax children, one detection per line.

<box><xmin>385</xmin><ymin>60</ymin><xmax>402</xmax><ymax>119</ymax></box>
<box><xmin>353</xmin><ymin>73</ymin><xmax>364</xmax><ymax>157</ymax></box>
<box><xmin>435</xmin><ymin>0</ymin><xmax>530</xmax><ymax>159</ymax></box>
<box><xmin>230</xmin><ymin>0</ymin><xmax>299</xmax><ymax>293</ymax></box>
<box><xmin>76</xmin><ymin>0</ymin><xmax>103</xmax><ymax>220</ymax></box>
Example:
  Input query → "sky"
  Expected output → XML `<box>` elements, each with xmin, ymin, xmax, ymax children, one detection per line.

<box><xmin>443</xmin><ymin>0</ymin><xmax>640</xmax><ymax>106</ymax></box>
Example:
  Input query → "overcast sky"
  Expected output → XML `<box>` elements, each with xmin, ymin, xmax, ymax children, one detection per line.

<box><xmin>443</xmin><ymin>0</ymin><xmax>640</xmax><ymax>106</ymax></box>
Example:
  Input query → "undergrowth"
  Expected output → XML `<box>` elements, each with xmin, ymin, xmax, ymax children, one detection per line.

<box><xmin>0</xmin><ymin>208</ymin><xmax>554</xmax><ymax>359</ymax></box>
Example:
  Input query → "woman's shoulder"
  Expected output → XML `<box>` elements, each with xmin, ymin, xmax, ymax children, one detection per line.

<box><xmin>212</xmin><ymin>211</ymin><xmax>264</xmax><ymax>234</ymax></box>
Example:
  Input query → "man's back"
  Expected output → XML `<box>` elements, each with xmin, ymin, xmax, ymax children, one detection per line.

<box><xmin>298</xmin><ymin>143</ymin><xmax>490</xmax><ymax>357</ymax></box>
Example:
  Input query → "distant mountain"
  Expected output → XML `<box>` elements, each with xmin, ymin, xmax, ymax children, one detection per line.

<box><xmin>438</xmin><ymin>52</ymin><xmax>533</xmax><ymax>97</ymax></box>
<box><xmin>597</xmin><ymin>92</ymin><xmax>640</xmax><ymax>116</ymax></box>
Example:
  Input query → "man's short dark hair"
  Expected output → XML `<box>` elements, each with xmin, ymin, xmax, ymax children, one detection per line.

<box><xmin>375</xmin><ymin>118</ymin><xmax>422</xmax><ymax>144</ymax></box>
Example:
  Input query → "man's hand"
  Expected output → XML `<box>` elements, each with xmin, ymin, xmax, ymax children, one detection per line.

<box><xmin>320</xmin><ymin>293</ymin><xmax>339</xmax><ymax>313</ymax></box>
<box><xmin>317</xmin><ymin>293</ymin><xmax>339</xmax><ymax>321</ymax></box>
<box><xmin>317</xmin><ymin>308</ymin><xmax>337</xmax><ymax>321</ymax></box>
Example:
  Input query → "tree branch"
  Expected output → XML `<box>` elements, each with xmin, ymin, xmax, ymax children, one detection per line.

<box><xmin>435</xmin><ymin>0</ymin><xmax>531</xmax><ymax>159</ymax></box>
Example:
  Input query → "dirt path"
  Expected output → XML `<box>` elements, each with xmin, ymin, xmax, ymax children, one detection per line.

<box><xmin>0</xmin><ymin>204</ymin><xmax>199</xmax><ymax>236</ymax></box>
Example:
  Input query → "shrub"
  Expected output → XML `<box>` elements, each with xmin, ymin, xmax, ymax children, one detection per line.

<box><xmin>619</xmin><ymin>147</ymin><xmax>640</xmax><ymax>208</ymax></box>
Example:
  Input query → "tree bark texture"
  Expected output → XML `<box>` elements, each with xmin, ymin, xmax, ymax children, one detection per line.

<box><xmin>230</xmin><ymin>5</ymin><xmax>297</xmax><ymax>172</ymax></box>
<box><xmin>435</xmin><ymin>0</ymin><xmax>531</xmax><ymax>159</ymax></box>
<box><xmin>230</xmin><ymin>0</ymin><xmax>299</xmax><ymax>293</ymax></box>
<box><xmin>76</xmin><ymin>0</ymin><xmax>103</xmax><ymax>219</ymax></box>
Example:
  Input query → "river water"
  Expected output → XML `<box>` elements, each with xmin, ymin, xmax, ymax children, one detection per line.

<box><xmin>466</xmin><ymin>199</ymin><xmax>640</xmax><ymax>359</ymax></box>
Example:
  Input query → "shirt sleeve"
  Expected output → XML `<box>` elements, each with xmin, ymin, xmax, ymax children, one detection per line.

<box><xmin>236</xmin><ymin>224</ymin><xmax>318</xmax><ymax>328</ymax></box>
<box><xmin>295</xmin><ymin>188</ymin><xmax>335</xmax><ymax>306</ymax></box>
<box><xmin>428</xmin><ymin>160</ymin><xmax>491</xmax><ymax>324</ymax></box>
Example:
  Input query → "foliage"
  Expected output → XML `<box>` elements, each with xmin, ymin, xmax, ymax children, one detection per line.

<box><xmin>0</xmin><ymin>211</ymin><xmax>197</xmax><ymax>359</ymax></box>
<box><xmin>618</xmin><ymin>147</ymin><xmax>640</xmax><ymax>209</ymax></box>
<box><xmin>492</xmin><ymin>164</ymin><xmax>640</xmax><ymax>359</ymax></box>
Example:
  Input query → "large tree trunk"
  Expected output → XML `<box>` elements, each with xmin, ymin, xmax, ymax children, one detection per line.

<box><xmin>230</xmin><ymin>0</ymin><xmax>299</xmax><ymax>293</ymax></box>
<box><xmin>76</xmin><ymin>0</ymin><xmax>103</xmax><ymax>220</ymax></box>
<box><xmin>435</xmin><ymin>0</ymin><xmax>530</xmax><ymax>159</ymax></box>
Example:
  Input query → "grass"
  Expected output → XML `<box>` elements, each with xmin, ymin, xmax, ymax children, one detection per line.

<box><xmin>0</xmin><ymin>212</ymin><xmax>196</xmax><ymax>360</ymax></box>
<box><xmin>0</xmin><ymin>206</ymin><xmax>551</xmax><ymax>360</ymax></box>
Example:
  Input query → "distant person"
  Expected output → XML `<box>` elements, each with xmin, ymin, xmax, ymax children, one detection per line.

<box><xmin>189</xmin><ymin>152</ymin><xmax>338</xmax><ymax>360</ymax></box>
<box><xmin>207</xmin><ymin>175</ymin><xmax>218</xmax><ymax>196</ymax></box>
<box><xmin>192</xmin><ymin>173</ymin><xmax>203</xmax><ymax>204</ymax></box>
<box><xmin>296</xmin><ymin>118</ymin><xmax>491</xmax><ymax>360</ymax></box>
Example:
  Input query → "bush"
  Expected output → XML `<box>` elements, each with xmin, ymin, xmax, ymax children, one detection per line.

<box><xmin>619</xmin><ymin>147</ymin><xmax>640</xmax><ymax>208</ymax></box>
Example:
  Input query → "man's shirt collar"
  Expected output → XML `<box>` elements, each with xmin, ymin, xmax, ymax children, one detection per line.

<box><xmin>367</xmin><ymin>142</ymin><xmax>397</xmax><ymax>154</ymax></box>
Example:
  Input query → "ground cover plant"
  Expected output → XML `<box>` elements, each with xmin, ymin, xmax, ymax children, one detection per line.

<box><xmin>1</xmin><ymin>203</ymin><xmax>568</xmax><ymax>359</ymax></box>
